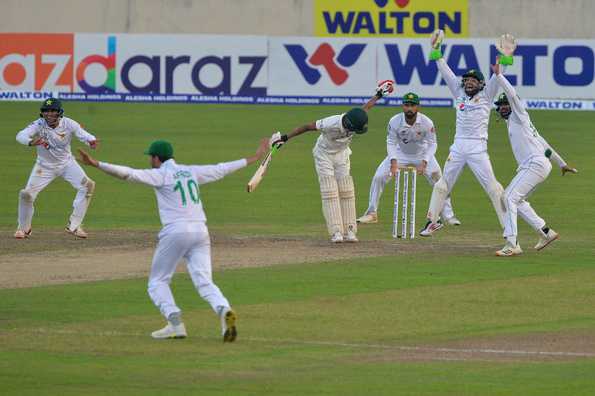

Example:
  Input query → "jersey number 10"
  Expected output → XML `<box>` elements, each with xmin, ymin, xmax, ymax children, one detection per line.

<box><xmin>174</xmin><ymin>179</ymin><xmax>200</xmax><ymax>206</ymax></box>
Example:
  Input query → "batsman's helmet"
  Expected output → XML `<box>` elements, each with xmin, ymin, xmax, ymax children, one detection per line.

<box><xmin>39</xmin><ymin>98</ymin><xmax>64</xmax><ymax>117</ymax></box>
<box><xmin>342</xmin><ymin>107</ymin><xmax>368</xmax><ymax>134</ymax></box>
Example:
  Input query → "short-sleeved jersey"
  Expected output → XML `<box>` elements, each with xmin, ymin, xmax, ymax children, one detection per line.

<box><xmin>386</xmin><ymin>112</ymin><xmax>437</xmax><ymax>161</ymax></box>
<box><xmin>16</xmin><ymin>117</ymin><xmax>96</xmax><ymax>167</ymax></box>
<box><xmin>314</xmin><ymin>114</ymin><xmax>355</xmax><ymax>154</ymax></box>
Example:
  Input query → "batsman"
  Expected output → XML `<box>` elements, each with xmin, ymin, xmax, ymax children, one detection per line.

<box><xmin>272</xmin><ymin>80</ymin><xmax>394</xmax><ymax>243</ymax></box>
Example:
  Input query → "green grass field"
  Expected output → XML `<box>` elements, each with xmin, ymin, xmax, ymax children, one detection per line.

<box><xmin>1</xmin><ymin>102</ymin><xmax>594</xmax><ymax>395</ymax></box>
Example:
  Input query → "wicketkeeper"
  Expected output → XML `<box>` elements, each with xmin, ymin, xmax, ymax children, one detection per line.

<box><xmin>357</xmin><ymin>92</ymin><xmax>459</xmax><ymax>226</ymax></box>
<box><xmin>272</xmin><ymin>80</ymin><xmax>394</xmax><ymax>243</ymax></box>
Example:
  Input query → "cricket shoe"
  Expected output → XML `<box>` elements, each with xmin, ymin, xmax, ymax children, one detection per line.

<box><xmin>356</xmin><ymin>212</ymin><xmax>378</xmax><ymax>224</ymax></box>
<box><xmin>344</xmin><ymin>230</ymin><xmax>359</xmax><ymax>243</ymax></box>
<box><xmin>220</xmin><ymin>307</ymin><xmax>238</xmax><ymax>343</ymax></box>
<box><xmin>534</xmin><ymin>229</ymin><xmax>559</xmax><ymax>251</ymax></box>
<box><xmin>419</xmin><ymin>220</ymin><xmax>443</xmax><ymax>237</ymax></box>
<box><xmin>445</xmin><ymin>216</ymin><xmax>461</xmax><ymax>226</ymax></box>
<box><xmin>14</xmin><ymin>229</ymin><xmax>32</xmax><ymax>239</ymax></box>
<box><xmin>331</xmin><ymin>232</ymin><xmax>344</xmax><ymax>243</ymax></box>
<box><xmin>495</xmin><ymin>242</ymin><xmax>523</xmax><ymax>257</ymax></box>
<box><xmin>65</xmin><ymin>225</ymin><xmax>88</xmax><ymax>239</ymax></box>
<box><xmin>151</xmin><ymin>322</ymin><xmax>187</xmax><ymax>339</ymax></box>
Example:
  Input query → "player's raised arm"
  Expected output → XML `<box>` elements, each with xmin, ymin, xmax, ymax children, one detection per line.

<box><xmin>78</xmin><ymin>148</ymin><xmax>165</xmax><ymax>187</ymax></box>
<box><xmin>191</xmin><ymin>138</ymin><xmax>269</xmax><ymax>184</ymax></box>
<box><xmin>362</xmin><ymin>80</ymin><xmax>394</xmax><ymax>112</ymax></box>
<box><xmin>429</xmin><ymin>30</ymin><xmax>460</xmax><ymax>97</ymax></box>
<box><xmin>491</xmin><ymin>62</ymin><xmax>526</xmax><ymax>116</ymax></box>
<box><xmin>271</xmin><ymin>122</ymin><xmax>317</xmax><ymax>149</ymax></box>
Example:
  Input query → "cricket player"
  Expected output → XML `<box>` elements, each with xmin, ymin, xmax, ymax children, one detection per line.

<box><xmin>491</xmin><ymin>61</ymin><xmax>577</xmax><ymax>256</ymax></box>
<box><xmin>420</xmin><ymin>31</ymin><xmax>509</xmax><ymax>236</ymax></box>
<box><xmin>357</xmin><ymin>92</ymin><xmax>460</xmax><ymax>226</ymax></box>
<box><xmin>14</xmin><ymin>98</ymin><xmax>98</xmax><ymax>239</ymax></box>
<box><xmin>272</xmin><ymin>80</ymin><xmax>394</xmax><ymax>243</ymax></box>
<box><xmin>78</xmin><ymin>138</ymin><xmax>269</xmax><ymax>340</ymax></box>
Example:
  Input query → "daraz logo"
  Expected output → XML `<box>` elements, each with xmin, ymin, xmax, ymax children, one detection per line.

<box><xmin>319</xmin><ymin>0</ymin><xmax>464</xmax><ymax>36</ymax></box>
<box><xmin>285</xmin><ymin>43</ymin><xmax>366</xmax><ymax>85</ymax></box>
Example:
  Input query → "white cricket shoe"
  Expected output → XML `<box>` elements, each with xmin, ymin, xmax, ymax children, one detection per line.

<box><xmin>65</xmin><ymin>225</ymin><xmax>88</xmax><ymax>239</ymax></box>
<box><xmin>344</xmin><ymin>230</ymin><xmax>358</xmax><ymax>243</ymax></box>
<box><xmin>151</xmin><ymin>322</ymin><xmax>187</xmax><ymax>339</ymax></box>
<box><xmin>419</xmin><ymin>220</ymin><xmax>443</xmax><ymax>237</ymax></box>
<box><xmin>14</xmin><ymin>229</ymin><xmax>32</xmax><ymax>239</ymax></box>
<box><xmin>445</xmin><ymin>216</ymin><xmax>461</xmax><ymax>226</ymax></box>
<box><xmin>534</xmin><ymin>229</ymin><xmax>559</xmax><ymax>251</ymax></box>
<box><xmin>356</xmin><ymin>212</ymin><xmax>378</xmax><ymax>224</ymax></box>
<box><xmin>331</xmin><ymin>232</ymin><xmax>344</xmax><ymax>243</ymax></box>
<box><xmin>220</xmin><ymin>308</ymin><xmax>238</xmax><ymax>343</ymax></box>
<box><xmin>495</xmin><ymin>242</ymin><xmax>523</xmax><ymax>257</ymax></box>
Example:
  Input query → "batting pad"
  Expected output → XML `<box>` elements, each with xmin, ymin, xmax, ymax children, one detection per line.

<box><xmin>319</xmin><ymin>176</ymin><xmax>343</xmax><ymax>235</ymax></box>
<box><xmin>337</xmin><ymin>175</ymin><xmax>357</xmax><ymax>234</ymax></box>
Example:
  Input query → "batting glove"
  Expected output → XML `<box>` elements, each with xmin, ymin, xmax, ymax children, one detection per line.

<box><xmin>375</xmin><ymin>79</ymin><xmax>395</xmax><ymax>98</ymax></box>
<box><xmin>271</xmin><ymin>134</ymin><xmax>288</xmax><ymax>149</ymax></box>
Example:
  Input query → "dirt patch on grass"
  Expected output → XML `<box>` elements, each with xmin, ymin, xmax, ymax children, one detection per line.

<box><xmin>0</xmin><ymin>229</ymin><xmax>494</xmax><ymax>289</ymax></box>
<box><xmin>350</xmin><ymin>330</ymin><xmax>595</xmax><ymax>363</ymax></box>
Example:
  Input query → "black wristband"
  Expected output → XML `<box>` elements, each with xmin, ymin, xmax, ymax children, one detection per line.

<box><xmin>375</xmin><ymin>91</ymin><xmax>383</xmax><ymax>99</ymax></box>
<box><xmin>281</xmin><ymin>134</ymin><xmax>289</xmax><ymax>142</ymax></box>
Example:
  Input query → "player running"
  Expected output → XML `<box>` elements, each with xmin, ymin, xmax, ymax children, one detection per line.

<box><xmin>78</xmin><ymin>138</ymin><xmax>269</xmax><ymax>340</ymax></box>
<box><xmin>357</xmin><ymin>92</ymin><xmax>460</xmax><ymax>226</ymax></box>
<box><xmin>419</xmin><ymin>30</ymin><xmax>509</xmax><ymax>236</ymax></box>
<box><xmin>271</xmin><ymin>80</ymin><xmax>394</xmax><ymax>243</ymax></box>
<box><xmin>491</xmin><ymin>61</ymin><xmax>577</xmax><ymax>256</ymax></box>
<box><xmin>14</xmin><ymin>98</ymin><xmax>98</xmax><ymax>239</ymax></box>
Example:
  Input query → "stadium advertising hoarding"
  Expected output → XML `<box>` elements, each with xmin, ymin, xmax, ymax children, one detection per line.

<box><xmin>313</xmin><ymin>0</ymin><xmax>469</xmax><ymax>38</ymax></box>
<box><xmin>1</xmin><ymin>33</ymin><xmax>594</xmax><ymax>110</ymax></box>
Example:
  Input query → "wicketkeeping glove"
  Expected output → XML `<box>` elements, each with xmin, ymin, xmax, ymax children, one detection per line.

<box><xmin>429</xmin><ymin>29</ymin><xmax>444</xmax><ymax>61</ymax></box>
<box><xmin>496</xmin><ymin>33</ymin><xmax>517</xmax><ymax>66</ymax></box>
<box><xmin>375</xmin><ymin>79</ymin><xmax>395</xmax><ymax>98</ymax></box>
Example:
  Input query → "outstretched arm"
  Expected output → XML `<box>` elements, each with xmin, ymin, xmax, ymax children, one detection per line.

<box><xmin>535</xmin><ymin>134</ymin><xmax>578</xmax><ymax>175</ymax></box>
<box><xmin>436</xmin><ymin>58</ymin><xmax>461</xmax><ymax>98</ymax></box>
<box><xmin>72</xmin><ymin>120</ymin><xmax>99</xmax><ymax>149</ymax></box>
<box><xmin>78</xmin><ymin>149</ymin><xmax>164</xmax><ymax>187</ymax></box>
<box><xmin>491</xmin><ymin>63</ymin><xmax>524</xmax><ymax>114</ymax></box>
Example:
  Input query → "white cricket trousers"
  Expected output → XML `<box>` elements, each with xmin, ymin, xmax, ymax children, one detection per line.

<box><xmin>365</xmin><ymin>155</ymin><xmax>455</xmax><ymax>219</ymax></box>
<box><xmin>18</xmin><ymin>159</ymin><xmax>94</xmax><ymax>231</ymax></box>
<box><xmin>502</xmin><ymin>158</ymin><xmax>551</xmax><ymax>240</ymax></box>
<box><xmin>148</xmin><ymin>222</ymin><xmax>230</xmax><ymax>320</ymax></box>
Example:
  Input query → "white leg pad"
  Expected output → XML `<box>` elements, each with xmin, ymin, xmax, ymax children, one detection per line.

<box><xmin>487</xmin><ymin>181</ymin><xmax>507</xmax><ymax>228</ymax></box>
<box><xmin>337</xmin><ymin>175</ymin><xmax>357</xmax><ymax>234</ymax></box>
<box><xmin>69</xmin><ymin>177</ymin><xmax>96</xmax><ymax>230</ymax></box>
<box><xmin>319</xmin><ymin>176</ymin><xmax>343</xmax><ymax>235</ymax></box>
<box><xmin>427</xmin><ymin>177</ymin><xmax>448</xmax><ymax>223</ymax></box>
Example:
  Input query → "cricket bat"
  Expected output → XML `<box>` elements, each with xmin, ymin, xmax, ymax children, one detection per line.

<box><xmin>247</xmin><ymin>146</ymin><xmax>277</xmax><ymax>193</ymax></box>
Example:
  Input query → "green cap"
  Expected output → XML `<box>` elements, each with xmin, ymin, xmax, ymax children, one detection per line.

<box><xmin>40</xmin><ymin>98</ymin><xmax>63</xmax><ymax>112</ymax></box>
<box><xmin>494</xmin><ymin>92</ymin><xmax>509</xmax><ymax>106</ymax></box>
<box><xmin>402</xmin><ymin>92</ymin><xmax>420</xmax><ymax>105</ymax></box>
<box><xmin>342</xmin><ymin>107</ymin><xmax>368</xmax><ymax>134</ymax></box>
<box><xmin>144</xmin><ymin>140</ymin><xmax>174</xmax><ymax>160</ymax></box>
<box><xmin>462</xmin><ymin>69</ymin><xmax>485</xmax><ymax>83</ymax></box>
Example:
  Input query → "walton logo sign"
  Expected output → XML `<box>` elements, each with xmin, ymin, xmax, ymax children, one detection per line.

<box><xmin>314</xmin><ymin>0</ymin><xmax>468</xmax><ymax>37</ymax></box>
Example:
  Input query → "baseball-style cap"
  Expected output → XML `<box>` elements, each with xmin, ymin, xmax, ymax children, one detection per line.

<box><xmin>402</xmin><ymin>92</ymin><xmax>420</xmax><ymax>105</ymax></box>
<box><xmin>494</xmin><ymin>92</ymin><xmax>509</xmax><ymax>106</ymax></box>
<box><xmin>144</xmin><ymin>140</ymin><xmax>174</xmax><ymax>159</ymax></box>
<box><xmin>40</xmin><ymin>98</ymin><xmax>63</xmax><ymax>111</ymax></box>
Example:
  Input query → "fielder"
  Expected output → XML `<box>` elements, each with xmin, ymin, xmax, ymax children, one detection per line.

<box><xmin>272</xmin><ymin>80</ymin><xmax>394</xmax><ymax>243</ymax></box>
<box><xmin>78</xmin><ymin>138</ymin><xmax>269</xmax><ymax>340</ymax></box>
<box><xmin>357</xmin><ymin>92</ymin><xmax>460</xmax><ymax>226</ymax></box>
<box><xmin>420</xmin><ymin>30</ymin><xmax>510</xmax><ymax>236</ymax></box>
<box><xmin>491</xmin><ymin>61</ymin><xmax>577</xmax><ymax>256</ymax></box>
<box><xmin>14</xmin><ymin>98</ymin><xmax>98</xmax><ymax>239</ymax></box>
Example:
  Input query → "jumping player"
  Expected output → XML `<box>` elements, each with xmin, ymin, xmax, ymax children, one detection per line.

<box><xmin>15</xmin><ymin>98</ymin><xmax>98</xmax><ymax>239</ymax></box>
<box><xmin>420</xmin><ymin>30</ymin><xmax>509</xmax><ymax>236</ymax></box>
<box><xmin>357</xmin><ymin>92</ymin><xmax>460</xmax><ymax>226</ymax></box>
<box><xmin>491</xmin><ymin>61</ymin><xmax>577</xmax><ymax>256</ymax></box>
<box><xmin>78</xmin><ymin>138</ymin><xmax>269</xmax><ymax>341</ymax></box>
<box><xmin>272</xmin><ymin>80</ymin><xmax>394</xmax><ymax>243</ymax></box>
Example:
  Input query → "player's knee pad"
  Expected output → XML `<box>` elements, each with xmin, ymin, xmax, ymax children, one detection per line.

<box><xmin>487</xmin><ymin>181</ymin><xmax>507</xmax><ymax>212</ymax></box>
<box><xmin>19</xmin><ymin>189</ymin><xmax>35</xmax><ymax>203</ymax></box>
<box><xmin>319</xmin><ymin>176</ymin><xmax>339</xmax><ymax>200</ymax></box>
<box><xmin>84</xmin><ymin>178</ymin><xmax>96</xmax><ymax>198</ymax></box>
<box><xmin>434</xmin><ymin>177</ymin><xmax>449</xmax><ymax>195</ymax></box>
<box><xmin>430</xmin><ymin>171</ymin><xmax>441</xmax><ymax>183</ymax></box>
<box><xmin>336</xmin><ymin>175</ymin><xmax>355</xmax><ymax>199</ymax></box>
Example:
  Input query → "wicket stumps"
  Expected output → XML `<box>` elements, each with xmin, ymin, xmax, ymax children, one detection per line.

<box><xmin>392</xmin><ymin>166</ymin><xmax>417</xmax><ymax>239</ymax></box>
